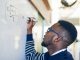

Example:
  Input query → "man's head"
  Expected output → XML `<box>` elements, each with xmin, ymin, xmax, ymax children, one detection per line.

<box><xmin>41</xmin><ymin>20</ymin><xmax>77</xmax><ymax>49</ymax></box>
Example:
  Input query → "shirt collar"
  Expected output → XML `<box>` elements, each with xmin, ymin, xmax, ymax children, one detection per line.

<box><xmin>51</xmin><ymin>48</ymin><xmax>67</xmax><ymax>56</ymax></box>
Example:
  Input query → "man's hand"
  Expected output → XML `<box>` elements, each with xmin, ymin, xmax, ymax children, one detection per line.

<box><xmin>27</xmin><ymin>17</ymin><xmax>36</xmax><ymax>34</ymax></box>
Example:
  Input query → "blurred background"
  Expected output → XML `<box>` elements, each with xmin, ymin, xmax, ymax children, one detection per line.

<box><xmin>0</xmin><ymin>0</ymin><xmax>80</xmax><ymax>60</ymax></box>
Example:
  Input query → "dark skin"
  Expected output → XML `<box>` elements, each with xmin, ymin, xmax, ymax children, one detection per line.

<box><xmin>27</xmin><ymin>18</ymin><xmax>66</xmax><ymax>55</ymax></box>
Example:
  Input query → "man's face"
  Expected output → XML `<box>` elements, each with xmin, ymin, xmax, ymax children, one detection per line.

<box><xmin>41</xmin><ymin>23</ymin><xmax>61</xmax><ymax>47</ymax></box>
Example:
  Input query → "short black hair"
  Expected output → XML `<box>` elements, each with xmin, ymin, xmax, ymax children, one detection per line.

<box><xmin>58</xmin><ymin>20</ymin><xmax>77</xmax><ymax>44</ymax></box>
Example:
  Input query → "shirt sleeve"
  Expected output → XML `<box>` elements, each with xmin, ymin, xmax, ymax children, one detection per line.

<box><xmin>27</xmin><ymin>34</ymin><xmax>33</xmax><ymax>41</ymax></box>
<box><xmin>25</xmin><ymin>34</ymin><xmax>45</xmax><ymax>60</ymax></box>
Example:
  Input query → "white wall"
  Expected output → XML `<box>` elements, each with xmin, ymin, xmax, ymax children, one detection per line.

<box><xmin>0</xmin><ymin>0</ymin><xmax>38</xmax><ymax>60</ymax></box>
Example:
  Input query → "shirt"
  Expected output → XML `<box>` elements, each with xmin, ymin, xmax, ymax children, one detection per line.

<box><xmin>26</xmin><ymin>34</ymin><xmax>74</xmax><ymax>60</ymax></box>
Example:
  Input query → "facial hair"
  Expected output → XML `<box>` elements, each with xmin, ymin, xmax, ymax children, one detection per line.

<box><xmin>41</xmin><ymin>41</ymin><xmax>47</xmax><ymax>47</ymax></box>
<box><xmin>41</xmin><ymin>36</ymin><xmax>54</xmax><ymax>47</ymax></box>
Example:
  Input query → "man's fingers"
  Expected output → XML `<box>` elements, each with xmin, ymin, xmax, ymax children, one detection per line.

<box><xmin>27</xmin><ymin>17</ymin><xmax>36</xmax><ymax>24</ymax></box>
<box><xmin>27</xmin><ymin>20</ymin><xmax>31</xmax><ymax>24</ymax></box>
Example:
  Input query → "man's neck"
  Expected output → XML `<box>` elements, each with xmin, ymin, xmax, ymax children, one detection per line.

<box><xmin>51</xmin><ymin>48</ymin><xmax>66</xmax><ymax>56</ymax></box>
<box><xmin>48</xmin><ymin>48</ymin><xmax>66</xmax><ymax>56</ymax></box>
<box><xmin>47</xmin><ymin>46</ymin><xmax>66</xmax><ymax>55</ymax></box>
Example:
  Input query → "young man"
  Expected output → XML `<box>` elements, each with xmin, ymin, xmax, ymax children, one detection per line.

<box><xmin>26</xmin><ymin>18</ymin><xmax>77</xmax><ymax>60</ymax></box>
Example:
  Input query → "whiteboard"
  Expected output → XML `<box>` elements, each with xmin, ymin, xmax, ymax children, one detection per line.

<box><xmin>0</xmin><ymin>0</ymin><xmax>38</xmax><ymax>60</ymax></box>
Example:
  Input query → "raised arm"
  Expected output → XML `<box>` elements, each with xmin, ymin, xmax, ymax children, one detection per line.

<box><xmin>25</xmin><ymin>17</ymin><xmax>44</xmax><ymax>60</ymax></box>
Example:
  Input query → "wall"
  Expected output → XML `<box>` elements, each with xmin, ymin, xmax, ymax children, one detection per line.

<box><xmin>0</xmin><ymin>0</ymin><xmax>38</xmax><ymax>60</ymax></box>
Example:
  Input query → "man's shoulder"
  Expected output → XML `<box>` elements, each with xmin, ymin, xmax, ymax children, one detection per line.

<box><xmin>44</xmin><ymin>50</ymin><xmax>74</xmax><ymax>60</ymax></box>
<box><xmin>55</xmin><ymin>50</ymin><xmax>74</xmax><ymax>60</ymax></box>
<box><xmin>65</xmin><ymin>51</ymin><xmax>74</xmax><ymax>60</ymax></box>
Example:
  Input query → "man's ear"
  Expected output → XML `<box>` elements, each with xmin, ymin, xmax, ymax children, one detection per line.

<box><xmin>52</xmin><ymin>35</ymin><xmax>61</xmax><ymax>42</ymax></box>
<box><xmin>52</xmin><ymin>35</ymin><xmax>59</xmax><ymax>42</ymax></box>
